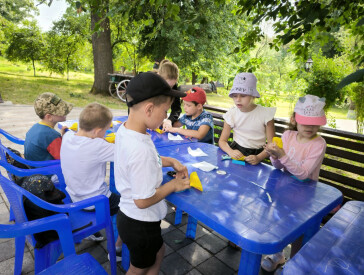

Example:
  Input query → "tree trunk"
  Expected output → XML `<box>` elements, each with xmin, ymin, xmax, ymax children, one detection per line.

<box><xmin>192</xmin><ymin>72</ymin><xmax>198</xmax><ymax>85</ymax></box>
<box><xmin>90</xmin><ymin>5</ymin><xmax>113</xmax><ymax>95</ymax></box>
<box><xmin>32</xmin><ymin>59</ymin><xmax>36</xmax><ymax>77</ymax></box>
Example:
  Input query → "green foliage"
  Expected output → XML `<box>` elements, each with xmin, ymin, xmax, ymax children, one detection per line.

<box><xmin>0</xmin><ymin>0</ymin><xmax>36</xmax><ymax>23</ymax></box>
<box><xmin>303</xmin><ymin>52</ymin><xmax>353</xmax><ymax>109</ymax></box>
<box><xmin>351</xmin><ymin>84</ymin><xmax>364</xmax><ymax>134</ymax></box>
<box><xmin>5</xmin><ymin>20</ymin><xmax>44</xmax><ymax>76</ymax></box>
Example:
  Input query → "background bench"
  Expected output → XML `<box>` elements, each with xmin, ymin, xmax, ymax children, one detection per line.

<box><xmin>204</xmin><ymin>104</ymin><xmax>364</xmax><ymax>203</ymax></box>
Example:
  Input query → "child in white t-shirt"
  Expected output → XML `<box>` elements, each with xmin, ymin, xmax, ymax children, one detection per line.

<box><xmin>60</xmin><ymin>102</ymin><xmax>122</xmax><ymax>261</ymax></box>
<box><xmin>115</xmin><ymin>72</ymin><xmax>190</xmax><ymax>274</ymax></box>
<box><xmin>218</xmin><ymin>72</ymin><xmax>276</xmax><ymax>165</ymax></box>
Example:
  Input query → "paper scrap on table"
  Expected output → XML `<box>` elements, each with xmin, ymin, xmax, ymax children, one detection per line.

<box><xmin>59</xmin><ymin>120</ymin><xmax>77</xmax><ymax>129</ymax></box>
<box><xmin>192</xmin><ymin>161</ymin><xmax>218</xmax><ymax>172</ymax></box>
<box><xmin>168</xmin><ymin>133</ymin><xmax>184</xmax><ymax>141</ymax></box>
<box><xmin>188</xmin><ymin>147</ymin><xmax>208</xmax><ymax>157</ymax></box>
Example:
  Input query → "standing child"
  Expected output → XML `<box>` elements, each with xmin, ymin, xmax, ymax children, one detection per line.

<box><xmin>262</xmin><ymin>94</ymin><xmax>327</xmax><ymax>272</ymax></box>
<box><xmin>60</xmin><ymin>103</ymin><xmax>123</xmax><ymax>260</ymax></box>
<box><xmin>25</xmin><ymin>92</ymin><xmax>73</xmax><ymax>161</ymax></box>
<box><xmin>157</xmin><ymin>60</ymin><xmax>183</xmax><ymax>131</ymax></box>
<box><xmin>219</xmin><ymin>72</ymin><xmax>276</xmax><ymax>165</ymax></box>
<box><xmin>115</xmin><ymin>72</ymin><xmax>190</xmax><ymax>275</ymax></box>
<box><xmin>165</xmin><ymin>87</ymin><xmax>214</xmax><ymax>144</ymax></box>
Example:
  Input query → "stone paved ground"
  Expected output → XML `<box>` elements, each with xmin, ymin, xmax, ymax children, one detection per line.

<box><xmin>0</xmin><ymin>103</ymin><xmax>291</xmax><ymax>275</ymax></box>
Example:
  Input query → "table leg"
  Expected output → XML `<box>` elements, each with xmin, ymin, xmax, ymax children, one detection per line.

<box><xmin>302</xmin><ymin>217</ymin><xmax>321</xmax><ymax>245</ymax></box>
<box><xmin>174</xmin><ymin>208</ymin><xmax>183</xmax><ymax>225</ymax></box>
<box><xmin>122</xmin><ymin>243</ymin><xmax>130</xmax><ymax>271</ymax></box>
<box><xmin>239</xmin><ymin>249</ymin><xmax>262</xmax><ymax>275</ymax></box>
<box><xmin>186</xmin><ymin>216</ymin><xmax>197</xmax><ymax>239</ymax></box>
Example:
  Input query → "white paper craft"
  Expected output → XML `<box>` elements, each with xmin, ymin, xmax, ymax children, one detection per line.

<box><xmin>192</xmin><ymin>161</ymin><xmax>218</xmax><ymax>172</ymax></box>
<box><xmin>168</xmin><ymin>133</ymin><xmax>184</xmax><ymax>141</ymax></box>
<box><xmin>58</xmin><ymin>120</ymin><xmax>77</xmax><ymax>128</ymax></box>
<box><xmin>187</xmin><ymin>147</ymin><xmax>208</xmax><ymax>157</ymax></box>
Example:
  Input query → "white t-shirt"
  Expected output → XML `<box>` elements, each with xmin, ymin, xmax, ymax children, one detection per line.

<box><xmin>114</xmin><ymin>124</ymin><xmax>167</xmax><ymax>222</ymax></box>
<box><xmin>60</xmin><ymin>131</ymin><xmax>113</xmax><ymax>203</ymax></box>
<box><xmin>223</xmin><ymin>105</ymin><xmax>276</xmax><ymax>149</ymax></box>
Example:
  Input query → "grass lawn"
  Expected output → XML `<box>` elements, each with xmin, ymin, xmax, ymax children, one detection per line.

<box><xmin>0</xmin><ymin>58</ymin><xmax>353</xmax><ymax>121</ymax></box>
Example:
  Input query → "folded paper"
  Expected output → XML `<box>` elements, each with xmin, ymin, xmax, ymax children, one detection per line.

<box><xmin>154</xmin><ymin>128</ymin><xmax>164</xmax><ymax>134</ymax></box>
<box><xmin>70</xmin><ymin>122</ymin><xmax>78</xmax><ymax>132</ymax></box>
<box><xmin>190</xmin><ymin>171</ymin><xmax>203</xmax><ymax>191</ymax></box>
<box><xmin>168</xmin><ymin>133</ymin><xmax>184</xmax><ymax>141</ymax></box>
<box><xmin>192</xmin><ymin>161</ymin><xmax>218</xmax><ymax>172</ymax></box>
<box><xmin>188</xmin><ymin>147</ymin><xmax>208</xmax><ymax>157</ymax></box>
<box><xmin>272</xmin><ymin>137</ymin><xmax>283</xmax><ymax>148</ymax></box>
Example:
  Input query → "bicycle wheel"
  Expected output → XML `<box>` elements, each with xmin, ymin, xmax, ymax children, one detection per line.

<box><xmin>116</xmin><ymin>79</ymin><xmax>130</xmax><ymax>102</ymax></box>
<box><xmin>109</xmin><ymin>82</ymin><xmax>118</xmax><ymax>98</ymax></box>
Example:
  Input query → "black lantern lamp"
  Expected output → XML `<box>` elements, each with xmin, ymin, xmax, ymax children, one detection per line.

<box><xmin>305</xmin><ymin>58</ymin><xmax>313</xmax><ymax>72</ymax></box>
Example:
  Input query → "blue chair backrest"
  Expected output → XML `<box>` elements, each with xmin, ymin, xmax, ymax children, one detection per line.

<box><xmin>0</xmin><ymin>173</ymin><xmax>38</xmax><ymax>246</ymax></box>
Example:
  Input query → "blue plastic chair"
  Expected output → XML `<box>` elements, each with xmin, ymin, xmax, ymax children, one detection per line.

<box><xmin>0</xmin><ymin>172</ymin><xmax>117</xmax><ymax>275</ymax></box>
<box><xmin>0</xmin><ymin>214</ymin><xmax>108</xmax><ymax>275</ymax></box>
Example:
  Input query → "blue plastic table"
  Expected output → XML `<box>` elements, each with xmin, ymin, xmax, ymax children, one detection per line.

<box><xmin>158</xmin><ymin>142</ymin><xmax>343</xmax><ymax>275</ymax></box>
<box><xmin>283</xmin><ymin>200</ymin><xmax>364</xmax><ymax>275</ymax></box>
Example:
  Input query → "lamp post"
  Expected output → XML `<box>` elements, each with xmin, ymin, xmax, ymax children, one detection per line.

<box><xmin>305</xmin><ymin>58</ymin><xmax>313</xmax><ymax>72</ymax></box>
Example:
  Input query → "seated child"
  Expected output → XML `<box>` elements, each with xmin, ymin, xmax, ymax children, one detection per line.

<box><xmin>115</xmin><ymin>72</ymin><xmax>190</xmax><ymax>274</ymax></box>
<box><xmin>60</xmin><ymin>103</ymin><xmax>122</xmax><ymax>259</ymax></box>
<box><xmin>25</xmin><ymin>92</ymin><xmax>73</xmax><ymax>161</ymax></box>
<box><xmin>157</xmin><ymin>60</ymin><xmax>182</xmax><ymax>131</ymax></box>
<box><xmin>262</xmin><ymin>94</ymin><xmax>328</xmax><ymax>272</ymax></box>
<box><xmin>165</xmin><ymin>87</ymin><xmax>214</xmax><ymax>144</ymax></box>
<box><xmin>218</xmin><ymin>72</ymin><xmax>276</xmax><ymax>165</ymax></box>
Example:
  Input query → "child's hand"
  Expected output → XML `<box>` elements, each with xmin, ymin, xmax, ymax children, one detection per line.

<box><xmin>228</xmin><ymin>149</ymin><xmax>244</xmax><ymax>160</ymax></box>
<box><xmin>245</xmin><ymin>155</ymin><xmax>262</xmax><ymax>165</ymax></box>
<box><xmin>162</xmin><ymin>120</ymin><xmax>172</xmax><ymax>131</ymax></box>
<box><xmin>172</xmin><ymin>160</ymin><xmax>188</xmax><ymax>179</ymax></box>
<box><xmin>61</xmin><ymin>126</ymin><xmax>69</xmax><ymax>136</ymax></box>
<box><xmin>265</xmin><ymin>143</ymin><xmax>285</xmax><ymax>159</ymax></box>
<box><xmin>172</xmin><ymin>177</ymin><xmax>191</xmax><ymax>193</ymax></box>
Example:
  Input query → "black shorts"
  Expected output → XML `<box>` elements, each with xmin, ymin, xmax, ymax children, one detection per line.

<box><xmin>82</xmin><ymin>192</ymin><xmax>120</xmax><ymax>216</ymax></box>
<box><xmin>117</xmin><ymin>210</ymin><xmax>163</xmax><ymax>269</ymax></box>
<box><xmin>230</xmin><ymin>141</ymin><xmax>264</xmax><ymax>156</ymax></box>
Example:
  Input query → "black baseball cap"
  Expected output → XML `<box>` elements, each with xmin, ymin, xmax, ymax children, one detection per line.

<box><xmin>126</xmin><ymin>72</ymin><xmax>186</xmax><ymax>107</ymax></box>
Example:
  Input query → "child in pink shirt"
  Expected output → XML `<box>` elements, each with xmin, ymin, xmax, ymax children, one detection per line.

<box><xmin>262</xmin><ymin>94</ymin><xmax>327</xmax><ymax>272</ymax></box>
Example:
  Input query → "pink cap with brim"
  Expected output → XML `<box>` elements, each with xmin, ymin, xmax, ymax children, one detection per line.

<box><xmin>295</xmin><ymin>113</ymin><xmax>327</xmax><ymax>126</ymax></box>
<box><xmin>294</xmin><ymin>94</ymin><xmax>327</xmax><ymax>126</ymax></box>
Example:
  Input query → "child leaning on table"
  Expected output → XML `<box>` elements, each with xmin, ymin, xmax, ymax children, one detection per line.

<box><xmin>24</xmin><ymin>92</ymin><xmax>73</xmax><ymax>161</ymax></box>
<box><xmin>165</xmin><ymin>87</ymin><xmax>214</xmax><ymax>144</ymax></box>
<box><xmin>115</xmin><ymin>72</ymin><xmax>190</xmax><ymax>274</ymax></box>
<box><xmin>60</xmin><ymin>103</ymin><xmax>123</xmax><ymax>260</ymax></box>
<box><xmin>261</xmin><ymin>94</ymin><xmax>327</xmax><ymax>272</ymax></box>
<box><xmin>218</xmin><ymin>72</ymin><xmax>276</xmax><ymax>165</ymax></box>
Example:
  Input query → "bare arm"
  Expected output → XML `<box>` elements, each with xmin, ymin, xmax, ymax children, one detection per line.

<box><xmin>134</xmin><ymin>177</ymin><xmax>190</xmax><ymax>209</ymax></box>
<box><xmin>218</xmin><ymin>122</ymin><xmax>243</xmax><ymax>159</ymax></box>
<box><xmin>168</xmin><ymin>125</ymin><xmax>211</xmax><ymax>140</ymax></box>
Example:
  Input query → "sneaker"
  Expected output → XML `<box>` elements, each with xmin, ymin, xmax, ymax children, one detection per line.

<box><xmin>261</xmin><ymin>252</ymin><xmax>286</xmax><ymax>272</ymax></box>
<box><xmin>85</xmin><ymin>231</ymin><xmax>105</xmax><ymax>242</ymax></box>
<box><xmin>108</xmin><ymin>250</ymin><xmax>122</xmax><ymax>262</ymax></box>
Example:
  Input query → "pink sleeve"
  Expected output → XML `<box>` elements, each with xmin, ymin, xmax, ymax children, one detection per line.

<box><xmin>270</xmin><ymin>157</ymin><xmax>284</xmax><ymax>169</ymax></box>
<box><xmin>279</xmin><ymin>138</ymin><xmax>326</xmax><ymax>180</ymax></box>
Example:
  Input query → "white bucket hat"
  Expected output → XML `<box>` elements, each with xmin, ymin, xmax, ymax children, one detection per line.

<box><xmin>229</xmin><ymin>72</ymin><xmax>260</xmax><ymax>98</ymax></box>
<box><xmin>294</xmin><ymin>94</ymin><xmax>327</xmax><ymax>126</ymax></box>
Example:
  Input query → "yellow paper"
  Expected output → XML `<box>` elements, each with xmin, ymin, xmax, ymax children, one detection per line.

<box><xmin>110</xmin><ymin>122</ymin><xmax>113</xmax><ymax>128</ymax></box>
<box><xmin>190</xmin><ymin>171</ymin><xmax>203</xmax><ymax>191</ymax></box>
<box><xmin>232</xmin><ymin>155</ymin><xmax>245</xmax><ymax>161</ymax></box>
<box><xmin>154</xmin><ymin>128</ymin><xmax>164</xmax><ymax>134</ymax></box>
<box><xmin>105</xmin><ymin>133</ymin><xmax>115</xmax><ymax>143</ymax></box>
<box><xmin>70</xmin><ymin>122</ymin><xmax>78</xmax><ymax>132</ymax></box>
<box><xmin>273</xmin><ymin>137</ymin><xmax>283</xmax><ymax>148</ymax></box>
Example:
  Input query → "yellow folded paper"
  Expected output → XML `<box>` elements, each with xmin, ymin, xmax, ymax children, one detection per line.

<box><xmin>154</xmin><ymin>128</ymin><xmax>164</xmax><ymax>134</ymax></box>
<box><xmin>70</xmin><ymin>122</ymin><xmax>78</xmax><ymax>132</ymax></box>
<box><xmin>232</xmin><ymin>155</ymin><xmax>245</xmax><ymax>161</ymax></box>
<box><xmin>190</xmin><ymin>171</ymin><xmax>203</xmax><ymax>191</ymax></box>
<box><xmin>273</xmin><ymin>137</ymin><xmax>283</xmax><ymax>148</ymax></box>
<box><xmin>110</xmin><ymin>122</ymin><xmax>113</xmax><ymax>128</ymax></box>
<box><xmin>105</xmin><ymin>133</ymin><xmax>115</xmax><ymax>143</ymax></box>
